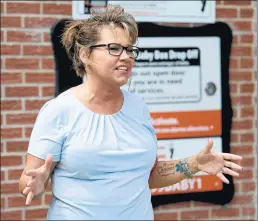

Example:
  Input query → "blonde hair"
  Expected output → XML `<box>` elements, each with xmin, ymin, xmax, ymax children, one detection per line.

<box><xmin>61</xmin><ymin>4</ymin><xmax>138</xmax><ymax>78</ymax></box>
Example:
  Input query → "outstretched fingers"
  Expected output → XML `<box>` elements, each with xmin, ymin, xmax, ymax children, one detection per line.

<box><xmin>222</xmin><ymin>153</ymin><xmax>243</xmax><ymax>161</ymax></box>
<box><xmin>224</xmin><ymin>160</ymin><xmax>243</xmax><ymax>171</ymax></box>
<box><xmin>222</xmin><ymin>167</ymin><xmax>240</xmax><ymax>177</ymax></box>
<box><xmin>25</xmin><ymin>191</ymin><xmax>34</xmax><ymax>206</ymax></box>
<box><xmin>216</xmin><ymin>172</ymin><xmax>229</xmax><ymax>184</ymax></box>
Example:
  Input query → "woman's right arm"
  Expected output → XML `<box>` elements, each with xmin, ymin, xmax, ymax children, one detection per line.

<box><xmin>19</xmin><ymin>154</ymin><xmax>57</xmax><ymax>204</ymax></box>
<box><xmin>20</xmin><ymin>100</ymin><xmax>66</xmax><ymax>204</ymax></box>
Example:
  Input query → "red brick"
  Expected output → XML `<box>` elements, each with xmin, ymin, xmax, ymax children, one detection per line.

<box><xmin>230</xmin><ymin>133</ymin><xmax>239</xmax><ymax>142</ymax></box>
<box><xmin>231</xmin><ymin>145</ymin><xmax>253</xmax><ymax>155</ymax></box>
<box><xmin>181</xmin><ymin>210</ymin><xmax>209</xmax><ymax>220</ymax></box>
<box><xmin>192</xmin><ymin>201</ymin><xmax>213</xmax><ymax>207</ymax></box>
<box><xmin>234</xmin><ymin>183</ymin><xmax>241</xmax><ymax>192</ymax></box>
<box><xmin>1</xmin><ymin>128</ymin><xmax>22</xmax><ymax>139</ymax></box>
<box><xmin>212</xmin><ymin>208</ymin><xmax>239</xmax><ymax>217</ymax></box>
<box><xmin>241</xmin><ymin>181</ymin><xmax>256</xmax><ymax>192</ymax></box>
<box><xmin>25</xmin><ymin>72</ymin><xmax>55</xmax><ymax>83</ymax></box>
<box><xmin>7</xmin><ymin>30</ymin><xmax>41</xmax><ymax>42</ymax></box>
<box><xmin>1</xmin><ymin>16</ymin><xmax>21</xmax><ymax>28</ymax></box>
<box><xmin>240</xmin><ymin>8</ymin><xmax>254</xmax><ymax>18</ymax></box>
<box><xmin>229</xmin><ymin>58</ymin><xmax>238</xmax><ymax>69</ymax></box>
<box><xmin>25</xmin><ymin>208</ymin><xmax>48</xmax><ymax>220</ymax></box>
<box><xmin>1</xmin><ymin>30</ymin><xmax>4</xmax><ymax>42</ymax></box>
<box><xmin>6</xmin><ymin>86</ymin><xmax>38</xmax><ymax>97</ymax></box>
<box><xmin>45</xmin><ymin>180</ymin><xmax>52</xmax><ymax>192</ymax></box>
<box><xmin>1</xmin><ymin>197</ymin><xmax>5</xmax><ymax>209</ymax></box>
<box><xmin>1</xmin><ymin>155</ymin><xmax>22</xmax><ymax>166</ymax></box>
<box><xmin>232</xmin><ymin>120</ymin><xmax>253</xmax><ymax>130</ymax></box>
<box><xmin>240</xmin><ymin>83</ymin><xmax>255</xmax><ymax>93</ymax></box>
<box><xmin>232</xmin><ymin>21</ymin><xmax>252</xmax><ymax>31</ymax></box>
<box><xmin>1</xmin><ymin>44</ymin><xmax>21</xmax><ymax>55</ymax></box>
<box><xmin>232</xmin><ymin>120</ymin><xmax>252</xmax><ymax>130</ymax></box>
<box><xmin>1</xmin><ymin>183</ymin><xmax>20</xmax><ymax>194</ymax></box>
<box><xmin>224</xmin><ymin>0</ymin><xmax>251</xmax><ymax>6</ymax></box>
<box><xmin>1</xmin><ymin>170</ymin><xmax>5</xmax><ymax>181</ymax></box>
<box><xmin>240</xmin><ymin>35</ymin><xmax>254</xmax><ymax>44</ymax></box>
<box><xmin>231</xmin><ymin>46</ymin><xmax>252</xmax><ymax>57</ymax></box>
<box><xmin>231</xmin><ymin>195</ymin><xmax>253</xmax><ymax>205</ymax></box>
<box><xmin>1</xmin><ymin>116</ymin><xmax>4</xmax><ymax>127</ymax></box>
<box><xmin>25</xmin><ymin>127</ymin><xmax>33</xmax><ymax>138</ymax></box>
<box><xmin>242</xmin><ymin>157</ymin><xmax>255</xmax><ymax>167</ymax></box>
<box><xmin>240</xmin><ymin>58</ymin><xmax>254</xmax><ymax>68</ymax></box>
<box><xmin>7</xmin><ymin>168</ymin><xmax>24</xmax><ymax>180</ymax></box>
<box><xmin>0</xmin><ymin>72</ymin><xmax>22</xmax><ymax>84</ymax></box>
<box><xmin>6</xmin><ymin>141</ymin><xmax>29</xmax><ymax>152</ymax></box>
<box><xmin>230</xmin><ymin>83</ymin><xmax>237</xmax><ymax>93</ymax></box>
<box><xmin>232</xmin><ymin>36</ymin><xmax>239</xmax><ymax>45</ymax></box>
<box><xmin>230</xmin><ymin>71</ymin><xmax>253</xmax><ymax>81</ymax></box>
<box><xmin>7</xmin><ymin>2</ymin><xmax>40</xmax><ymax>13</ymax></box>
<box><xmin>216</xmin><ymin>8</ymin><xmax>237</xmax><ymax>18</ymax></box>
<box><xmin>44</xmin><ymin>32</ymin><xmax>51</xmax><ymax>42</ymax></box>
<box><xmin>231</xmin><ymin>96</ymin><xmax>252</xmax><ymax>105</ymax></box>
<box><xmin>1</xmin><ymin>210</ymin><xmax>22</xmax><ymax>220</ymax></box>
<box><xmin>1</xmin><ymin>2</ymin><xmax>4</xmax><ymax>13</ymax></box>
<box><xmin>154</xmin><ymin>212</ymin><xmax>178</xmax><ymax>220</ymax></box>
<box><xmin>44</xmin><ymin>193</ymin><xmax>52</xmax><ymax>205</ymax></box>
<box><xmin>42</xmin><ymin>86</ymin><xmax>55</xmax><ymax>97</ymax></box>
<box><xmin>240</xmin><ymin>170</ymin><xmax>253</xmax><ymax>179</ymax></box>
<box><xmin>6</xmin><ymin>113</ymin><xmax>37</xmax><ymax>125</ymax></box>
<box><xmin>232</xmin><ymin>108</ymin><xmax>238</xmax><ymax>117</ymax></box>
<box><xmin>24</xmin><ymin>17</ymin><xmax>57</xmax><ymax>28</ymax></box>
<box><xmin>43</xmin><ymin>3</ymin><xmax>72</xmax><ymax>15</ymax></box>
<box><xmin>8</xmin><ymin>195</ymin><xmax>42</xmax><ymax>207</ymax></box>
<box><xmin>242</xmin><ymin>207</ymin><xmax>255</xmax><ymax>216</ymax></box>
<box><xmin>240</xmin><ymin>133</ymin><xmax>254</xmax><ymax>142</ymax></box>
<box><xmin>159</xmin><ymin>202</ymin><xmax>191</xmax><ymax>210</ymax></box>
<box><xmin>216</xmin><ymin>1</ymin><xmax>224</xmax><ymax>6</ymax></box>
<box><xmin>6</xmin><ymin>58</ymin><xmax>40</xmax><ymax>70</ymax></box>
<box><xmin>23</xmin><ymin>45</ymin><xmax>53</xmax><ymax>56</ymax></box>
<box><xmin>42</xmin><ymin>58</ymin><xmax>54</xmax><ymax>69</ymax></box>
<box><xmin>25</xmin><ymin>100</ymin><xmax>48</xmax><ymax>110</ymax></box>
<box><xmin>1</xmin><ymin>100</ymin><xmax>22</xmax><ymax>111</ymax></box>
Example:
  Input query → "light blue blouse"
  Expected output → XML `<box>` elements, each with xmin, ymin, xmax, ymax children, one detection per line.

<box><xmin>27</xmin><ymin>88</ymin><xmax>157</xmax><ymax>220</ymax></box>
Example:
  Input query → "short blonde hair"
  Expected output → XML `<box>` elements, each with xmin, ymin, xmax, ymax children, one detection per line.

<box><xmin>62</xmin><ymin>4</ymin><xmax>138</xmax><ymax>77</ymax></box>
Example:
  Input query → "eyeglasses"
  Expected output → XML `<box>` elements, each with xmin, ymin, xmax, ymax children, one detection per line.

<box><xmin>89</xmin><ymin>43</ymin><xmax>140</xmax><ymax>59</ymax></box>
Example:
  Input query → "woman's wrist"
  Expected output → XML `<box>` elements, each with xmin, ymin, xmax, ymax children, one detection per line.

<box><xmin>188</xmin><ymin>154</ymin><xmax>200</xmax><ymax>174</ymax></box>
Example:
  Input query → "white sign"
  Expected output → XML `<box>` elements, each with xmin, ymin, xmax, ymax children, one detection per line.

<box><xmin>122</xmin><ymin>36</ymin><xmax>223</xmax><ymax>195</ymax></box>
<box><xmin>72</xmin><ymin>1</ymin><xmax>215</xmax><ymax>23</ymax></box>
<box><xmin>123</xmin><ymin>37</ymin><xmax>221</xmax><ymax>112</ymax></box>
<box><xmin>131</xmin><ymin>48</ymin><xmax>201</xmax><ymax>103</ymax></box>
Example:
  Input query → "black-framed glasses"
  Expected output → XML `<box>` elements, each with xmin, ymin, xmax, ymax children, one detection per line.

<box><xmin>89</xmin><ymin>43</ymin><xmax>140</xmax><ymax>59</ymax></box>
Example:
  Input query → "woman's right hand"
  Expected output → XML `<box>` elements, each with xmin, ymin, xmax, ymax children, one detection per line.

<box><xmin>23</xmin><ymin>154</ymin><xmax>53</xmax><ymax>205</ymax></box>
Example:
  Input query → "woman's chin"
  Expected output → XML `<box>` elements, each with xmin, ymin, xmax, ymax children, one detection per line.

<box><xmin>115</xmin><ymin>76</ymin><xmax>130</xmax><ymax>87</ymax></box>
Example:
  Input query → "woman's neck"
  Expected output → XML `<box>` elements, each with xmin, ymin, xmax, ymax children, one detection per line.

<box><xmin>81</xmin><ymin>79</ymin><xmax>122</xmax><ymax>105</ymax></box>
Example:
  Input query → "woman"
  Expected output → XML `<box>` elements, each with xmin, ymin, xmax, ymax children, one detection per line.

<box><xmin>19</xmin><ymin>5</ymin><xmax>243</xmax><ymax>220</ymax></box>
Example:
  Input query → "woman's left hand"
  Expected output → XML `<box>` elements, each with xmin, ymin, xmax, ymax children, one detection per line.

<box><xmin>196</xmin><ymin>138</ymin><xmax>243</xmax><ymax>184</ymax></box>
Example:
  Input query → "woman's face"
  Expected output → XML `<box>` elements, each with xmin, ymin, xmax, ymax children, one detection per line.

<box><xmin>86</xmin><ymin>26</ymin><xmax>135</xmax><ymax>87</ymax></box>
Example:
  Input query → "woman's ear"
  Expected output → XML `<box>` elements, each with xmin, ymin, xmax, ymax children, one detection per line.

<box><xmin>79</xmin><ymin>48</ymin><xmax>90</xmax><ymax>64</ymax></box>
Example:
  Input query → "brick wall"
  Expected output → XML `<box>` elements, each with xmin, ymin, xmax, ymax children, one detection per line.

<box><xmin>1</xmin><ymin>1</ymin><xmax>257</xmax><ymax>220</ymax></box>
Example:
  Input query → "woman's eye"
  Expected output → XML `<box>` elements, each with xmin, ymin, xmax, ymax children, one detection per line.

<box><xmin>110</xmin><ymin>47</ymin><xmax>120</xmax><ymax>51</ymax></box>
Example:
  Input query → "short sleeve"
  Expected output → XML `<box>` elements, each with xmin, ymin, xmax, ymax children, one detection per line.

<box><xmin>27</xmin><ymin>101</ymin><xmax>66</xmax><ymax>162</ymax></box>
<box><xmin>142</xmin><ymin>100</ymin><xmax>157</xmax><ymax>138</ymax></box>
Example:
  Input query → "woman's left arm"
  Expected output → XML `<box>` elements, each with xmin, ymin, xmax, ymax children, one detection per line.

<box><xmin>149</xmin><ymin>138</ymin><xmax>243</xmax><ymax>189</ymax></box>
